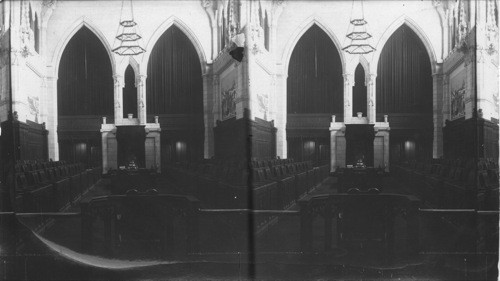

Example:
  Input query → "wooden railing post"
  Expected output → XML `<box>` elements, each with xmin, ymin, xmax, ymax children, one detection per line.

<box><xmin>299</xmin><ymin>199</ymin><xmax>312</xmax><ymax>253</ymax></box>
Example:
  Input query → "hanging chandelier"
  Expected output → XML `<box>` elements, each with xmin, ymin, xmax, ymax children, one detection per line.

<box><xmin>342</xmin><ymin>0</ymin><xmax>375</xmax><ymax>55</ymax></box>
<box><xmin>112</xmin><ymin>0</ymin><xmax>145</xmax><ymax>56</ymax></box>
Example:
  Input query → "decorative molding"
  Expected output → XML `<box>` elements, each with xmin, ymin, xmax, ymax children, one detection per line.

<box><xmin>26</xmin><ymin>60</ymin><xmax>44</xmax><ymax>78</ymax></box>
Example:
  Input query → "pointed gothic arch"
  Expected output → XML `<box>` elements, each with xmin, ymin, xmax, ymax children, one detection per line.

<box><xmin>142</xmin><ymin>17</ymin><xmax>207</xmax><ymax>75</ymax></box>
<box><xmin>57</xmin><ymin>25</ymin><xmax>114</xmax><ymax>116</ymax></box>
<box><xmin>372</xmin><ymin>16</ymin><xmax>438</xmax><ymax>74</ymax></box>
<box><xmin>51</xmin><ymin>17</ymin><xmax>116</xmax><ymax>77</ymax></box>
<box><xmin>123</xmin><ymin>65</ymin><xmax>138</xmax><ymax>119</ymax></box>
<box><xmin>281</xmin><ymin>16</ymin><xmax>346</xmax><ymax>75</ymax></box>
<box><xmin>287</xmin><ymin>23</ymin><xmax>344</xmax><ymax>114</ymax></box>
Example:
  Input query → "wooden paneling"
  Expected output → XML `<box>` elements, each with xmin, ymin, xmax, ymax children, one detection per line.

<box><xmin>213</xmin><ymin>112</ymin><xmax>276</xmax><ymax>161</ymax></box>
<box><xmin>250</xmin><ymin>117</ymin><xmax>277</xmax><ymax>159</ymax></box>
<box><xmin>444</xmin><ymin>117</ymin><xmax>499</xmax><ymax>160</ymax></box>
<box><xmin>58</xmin><ymin>116</ymin><xmax>110</xmax><ymax>133</ymax></box>
<box><xmin>1</xmin><ymin>119</ymin><xmax>48</xmax><ymax>161</ymax></box>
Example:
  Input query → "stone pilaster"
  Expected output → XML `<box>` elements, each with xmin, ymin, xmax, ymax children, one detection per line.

<box><xmin>275</xmin><ymin>72</ymin><xmax>287</xmax><ymax>158</ymax></box>
<box><xmin>46</xmin><ymin>75</ymin><xmax>59</xmax><ymax>160</ymax></box>
<box><xmin>374</xmin><ymin>121</ymin><xmax>390</xmax><ymax>172</ymax></box>
<box><xmin>343</xmin><ymin>73</ymin><xmax>354</xmax><ymax>122</ymax></box>
<box><xmin>100</xmin><ymin>124</ymin><xmax>116</xmax><ymax>174</ymax></box>
<box><xmin>145</xmin><ymin>123</ymin><xmax>161</xmax><ymax>172</ymax></box>
<box><xmin>330</xmin><ymin>117</ymin><xmax>345</xmax><ymax>172</ymax></box>
<box><xmin>113</xmin><ymin>75</ymin><xmax>124</xmax><ymax>124</ymax></box>
<box><xmin>366</xmin><ymin>73</ymin><xmax>376</xmax><ymax>124</ymax></box>
<box><xmin>136</xmin><ymin>74</ymin><xmax>147</xmax><ymax>124</ymax></box>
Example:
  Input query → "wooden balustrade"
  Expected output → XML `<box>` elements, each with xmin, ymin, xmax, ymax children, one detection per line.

<box><xmin>80</xmin><ymin>193</ymin><xmax>200</xmax><ymax>256</ymax></box>
<box><xmin>298</xmin><ymin>193</ymin><xmax>420</xmax><ymax>256</ymax></box>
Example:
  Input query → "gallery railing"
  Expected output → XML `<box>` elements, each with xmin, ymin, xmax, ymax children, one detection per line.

<box><xmin>0</xmin><ymin>194</ymin><xmax>497</xmax><ymax>261</ymax></box>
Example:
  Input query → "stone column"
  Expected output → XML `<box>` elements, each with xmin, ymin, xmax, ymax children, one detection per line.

<box><xmin>46</xmin><ymin>75</ymin><xmax>59</xmax><ymax>160</ymax></box>
<box><xmin>113</xmin><ymin>75</ymin><xmax>124</xmax><ymax>124</ymax></box>
<box><xmin>136</xmin><ymin>75</ymin><xmax>147</xmax><ymax>124</ymax></box>
<box><xmin>343</xmin><ymin>73</ymin><xmax>354</xmax><ymax>122</ymax></box>
<box><xmin>100</xmin><ymin>125</ymin><xmax>117</xmax><ymax>173</ymax></box>
<box><xmin>275</xmin><ymin>72</ymin><xmax>287</xmax><ymax>158</ymax></box>
<box><xmin>330</xmin><ymin>118</ymin><xmax>345</xmax><ymax>172</ymax></box>
<box><xmin>101</xmin><ymin>130</ymin><xmax>109</xmax><ymax>173</ymax></box>
<box><xmin>432</xmin><ymin>69</ymin><xmax>444</xmax><ymax>158</ymax></box>
<box><xmin>366</xmin><ymin>73</ymin><xmax>377</xmax><ymax>124</ymax></box>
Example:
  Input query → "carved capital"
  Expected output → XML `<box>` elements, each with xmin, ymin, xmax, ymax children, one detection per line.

<box><xmin>365</xmin><ymin>74</ymin><xmax>376</xmax><ymax>86</ymax></box>
<box><xmin>343</xmin><ymin>73</ymin><xmax>354</xmax><ymax>86</ymax></box>
<box><xmin>135</xmin><ymin>75</ymin><xmax>147</xmax><ymax>87</ymax></box>
<box><xmin>113</xmin><ymin>75</ymin><xmax>124</xmax><ymax>88</ymax></box>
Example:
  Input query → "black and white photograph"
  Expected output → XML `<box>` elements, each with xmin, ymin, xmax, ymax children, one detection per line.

<box><xmin>0</xmin><ymin>0</ymin><xmax>498</xmax><ymax>280</ymax></box>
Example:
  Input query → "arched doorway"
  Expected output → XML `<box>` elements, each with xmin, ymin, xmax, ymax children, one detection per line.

<box><xmin>57</xmin><ymin>26</ymin><xmax>113</xmax><ymax>167</ymax></box>
<box><xmin>376</xmin><ymin>24</ymin><xmax>433</xmax><ymax>164</ymax></box>
<box><xmin>146</xmin><ymin>25</ymin><xmax>204</xmax><ymax>166</ymax></box>
<box><xmin>286</xmin><ymin>24</ymin><xmax>343</xmax><ymax>165</ymax></box>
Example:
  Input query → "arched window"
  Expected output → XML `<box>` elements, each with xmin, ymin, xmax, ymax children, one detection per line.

<box><xmin>376</xmin><ymin>25</ymin><xmax>432</xmax><ymax>114</ymax></box>
<box><xmin>221</xmin><ymin>9</ymin><xmax>226</xmax><ymax>51</ymax></box>
<box><xmin>287</xmin><ymin>24</ymin><xmax>343</xmax><ymax>114</ymax></box>
<box><xmin>123</xmin><ymin>65</ymin><xmax>138</xmax><ymax>118</ymax></box>
<box><xmin>57</xmin><ymin>26</ymin><xmax>113</xmax><ymax>116</ymax></box>
<box><xmin>262</xmin><ymin>10</ymin><xmax>270</xmax><ymax>51</ymax></box>
<box><xmin>146</xmin><ymin>25</ymin><xmax>203</xmax><ymax>115</ymax></box>
<box><xmin>34</xmin><ymin>13</ymin><xmax>39</xmax><ymax>53</ymax></box>
<box><xmin>352</xmin><ymin>64</ymin><xmax>367</xmax><ymax>117</ymax></box>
